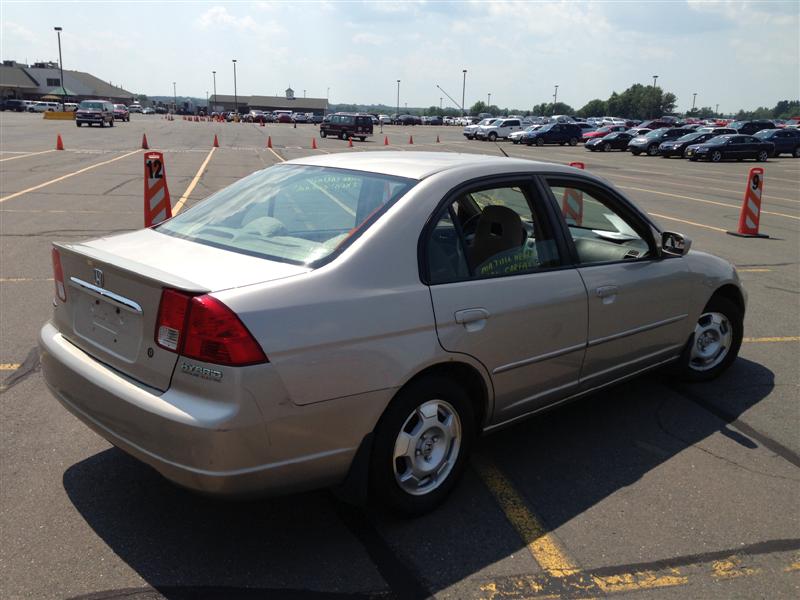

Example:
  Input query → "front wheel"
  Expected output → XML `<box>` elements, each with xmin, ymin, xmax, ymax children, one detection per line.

<box><xmin>359</xmin><ymin>137</ymin><xmax>365</xmax><ymax>142</ymax></box>
<box><xmin>320</xmin><ymin>130</ymin><xmax>327</xmax><ymax>138</ymax></box>
<box><xmin>568</xmin><ymin>137</ymin><xmax>578</xmax><ymax>146</ymax></box>
<box><xmin>711</xmin><ymin>150</ymin><xmax>722</xmax><ymax>162</ymax></box>
<box><xmin>370</xmin><ymin>375</ymin><xmax>475</xmax><ymax>515</ymax></box>
<box><xmin>756</xmin><ymin>150</ymin><xmax>768</xmax><ymax>162</ymax></box>
<box><xmin>793</xmin><ymin>146</ymin><xmax>800</xmax><ymax>158</ymax></box>
<box><xmin>488</xmin><ymin>132</ymin><xmax>497</xmax><ymax>141</ymax></box>
<box><xmin>671</xmin><ymin>296</ymin><xmax>743</xmax><ymax>382</ymax></box>
<box><xmin>647</xmin><ymin>144</ymin><xmax>658</xmax><ymax>156</ymax></box>
<box><xmin>631</xmin><ymin>149</ymin><xmax>641</xmax><ymax>155</ymax></box>
<box><xmin>602</xmin><ymin>142</ymin><xmax>610</xmax><ymax>152</ymax></box>
<box><xmin>536</xmin><ymin>138</ymin><xmax>544</xmax><ymax>147</ymax></box>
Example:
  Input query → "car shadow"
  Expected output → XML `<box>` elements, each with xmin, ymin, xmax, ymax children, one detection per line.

<box><xmin>63</xmin><ymin>357</ymin><xmax>777</xmax><ymax>599</ymax></box>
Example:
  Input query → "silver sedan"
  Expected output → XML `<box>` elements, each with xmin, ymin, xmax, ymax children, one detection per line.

<box><xmin>40</xmin><ymin>152</ymin><xmax>745</xmax><ymax>514</ymax></box>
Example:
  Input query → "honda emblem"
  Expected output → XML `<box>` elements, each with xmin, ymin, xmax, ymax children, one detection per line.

<box><xmin>93</xmin><ymin>268</ymin><xmax>104</xmax><ymax>288</ymax></box>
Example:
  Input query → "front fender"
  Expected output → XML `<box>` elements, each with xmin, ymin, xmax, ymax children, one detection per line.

<box><xmin>684</xmin><ymin>251</ymin><xmax>746</xmax><ymax>322</ymax></box>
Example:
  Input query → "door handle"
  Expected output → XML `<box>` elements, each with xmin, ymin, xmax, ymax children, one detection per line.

<box><xmin>595</xmin><ymin>285</ymin><xmax>619</xmax><ymax>299</ymax></box>
<box><xmin>454</xmin><ymin>308</ymin><xmax>490</xmax><ymax>325</ymax></box>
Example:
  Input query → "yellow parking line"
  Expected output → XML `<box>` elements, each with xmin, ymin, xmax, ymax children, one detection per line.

<box><xmin>172</xmin><ymin>147</ymin><xmax>216</xmax><ymax>214</ymax></box>
<box><xmin>593</xmin><ymin>569</ymin><xmax>688</xmax><ymax>593</ymax></box>
<box><xmin>737</xmin><ymin>268</ymin><xmax>772</xmax><ymax>272</ymax></box>
<box><xmin>649</xmin><ymin>212</ymin><xmax>727</xmax><ymax>233</ymax></box>
<box><xmin>0</xmin><ymin>363</ymin><xmax>21</xmax><ymax>371</ymax></box>
<box><xmin>0</xmin><ymin>149</ymin><xmax>57</xmax><ymax>162</ymax></box>
<box><xmin>0</xmin><ymin>149</ymin><xmax>141</xmax><ymax>203</ymax></box>
<box><xmin>0</xmin><ymin>278</ymin><xmax>53</xmax><ymax>282</ymax></box>
<box><xmin>743</xmin><ymin>336</ymin><xmax>800</xmax><ymax>343</ymax></box>
<box><xmin>619</xmin><ymin>186</ymin><xmax>800</xmax><ymax>221</ymax></box>
<box><xmin>473</xmin><ymin>455</ymin><xmax>580</xmax><ymax>577</ymax></box>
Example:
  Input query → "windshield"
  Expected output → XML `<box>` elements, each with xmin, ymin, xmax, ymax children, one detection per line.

<box><xmin>705</xmin><ymin>135</ymin><xmax>731</xmax><ymax>145</ymax></box>
<box><xmin>677</xmin><ymin>133</ymin><xmax>704</xmax><ymax>142</ymax></box>
<box><xmin>79</xmin><ymin>101</ymin><xmax>104</xmax><ymax>110</ymax></box>
<box><xmin>645</xmin><ymin>128</ymin><xmax>669</xmax><ymax>138</ymax></box>
<box><xmin>729</xmin><ymin>121</ymin><xmax>746</xmax><ymax>129</ymax></box>
<box><xmin>158</xmin><ymin>164</ymin><xmax>416</xmax><ymax>266</ymax></box>
<box><xmin>538</xmin><ymin>123</ymin><xmax>554</xmax><ymax>132</ymax></box>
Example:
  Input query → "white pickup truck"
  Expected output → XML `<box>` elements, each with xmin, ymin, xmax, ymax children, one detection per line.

<box><xmin>463</xmin><ymin>118</ymin><xmax>497</xmax><ymax>140</ymax></box>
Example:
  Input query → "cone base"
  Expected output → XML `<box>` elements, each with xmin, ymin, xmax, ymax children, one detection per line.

<box><xmin>726</xmin><ymin>231</ymin><xmax>769</xmax><ymax>238</ymax></box>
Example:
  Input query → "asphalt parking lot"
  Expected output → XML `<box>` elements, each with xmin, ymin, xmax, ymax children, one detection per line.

<box><xmin>1</xmin><ymin>112</ymin><xmax>798</xmax><ymax>600</ymax></box>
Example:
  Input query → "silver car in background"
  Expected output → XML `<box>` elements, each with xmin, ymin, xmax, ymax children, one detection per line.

<box><xmin>40</xmin><ymin>152</ymin><xmax>745</xmax><ymax>514</ymax></box>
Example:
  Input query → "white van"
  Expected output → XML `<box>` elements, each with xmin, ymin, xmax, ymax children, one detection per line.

<box><xmin>32</xmin><ymin>102</ymin><xmax>60</xmax><ymax>112</ymax></box>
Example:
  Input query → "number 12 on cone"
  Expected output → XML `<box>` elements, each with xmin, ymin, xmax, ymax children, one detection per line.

<box><xmin>144</xmin><ymin>151</ymin><xmax>172</xmax><ymax>228</ymax></box>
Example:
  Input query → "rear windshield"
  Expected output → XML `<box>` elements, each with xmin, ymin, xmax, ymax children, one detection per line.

<box><xmin>645</xmin><ymin>128</ymin><xmax>670</xmax><ymax>138</ymax></box>
<box><xmin>79</xmin><ymin>101</ymin><xmax>104</xmax><ymax>110</ymax></box>
<box><xmin>158</xmin><ymin>165</ymin><xmax>416</xmax><ymax>266</ymax></box>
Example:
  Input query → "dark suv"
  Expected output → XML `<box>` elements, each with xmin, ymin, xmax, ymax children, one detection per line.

<box><xmin>1</xmin><ymin>99</ymin><xmax>27</xmax><ymax>112</ymax></box>
<box><xmin>754</xmin><ymin>128</ymin><xmax>800</xmax><ymax>157</ymax></box>
<box><xmin>525</xmin><ymin>122</ymin><xmax>583</xmax><ymax>146</ymax></box>
<box><xmin>76</xmin><ymin>100</ymin><xmax>115</xmax><ymax>127</ymax></box>
<box><xmin>729</xmin><ymin>120</ymin><xmax>777</xmax><ymax>135</ymax></box>
<box><xmin>320</xmin><ymin>113</ymin><xmax>373</xmax><ymax>141</ymax></box>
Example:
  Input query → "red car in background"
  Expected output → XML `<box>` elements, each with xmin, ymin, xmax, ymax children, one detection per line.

<box><xmin>582</xmin><ymin>125</ymin><xmax>627</xmax><ymax>141</ymax></box>
<box><xmin>113</xmin><ymin>104</ymin><xmax>130</xmax><ymax>122</ymax></box>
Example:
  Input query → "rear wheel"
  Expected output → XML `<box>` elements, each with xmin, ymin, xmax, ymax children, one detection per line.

<box><xmin>359</xmin><ymin>137</ymin><xmax>366</xmax><ymax>142</ymax></box>
<box><xmin>320</xmin><ymin>130</ymin><xmax>327</xmax><ymax>138</ymax></box>
<box><xmin>671</xmin><ymin>296</ymin><xmax>743</xmax><ymax>382</ymax></box>
<box><xmin>793</xmin><ymin>146</ymin><xmax>800</xmax><ymax>158</ymax></box>
<box><xmin>631</xmin><ymin>149</ymin><xmax>641</xmax><ymax>155</ymax></box>
<box><xmin>488</xmin><ymin>132</ymin><xmax>497</xmax><ymax>141</ymax></box>
<box><xmin>536</xmin><ymin>138</ymin><xmax>544</xmax><ymax>147</ymax></box>
<box><xmin>568</xmin><ymin>137</ymin><xmax>578</xmax><ymax>146</ymax></box>
<box><xmin>370</xmin><ymin>375</ymin><xmax>475</xmax><ymax>515</ymax></box>
<box><xmin>109</xmin><ymin>118</ymin><xmax>114</xmax><ymax>127</ymax></box>
<box><xmin>756</xmin><ymin>150</ymin><xmax>768</xmax><ymax>162</ymax></box>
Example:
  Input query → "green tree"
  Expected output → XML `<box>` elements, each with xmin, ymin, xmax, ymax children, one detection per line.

<box><xmin>469</xmin><ymin>100</ymin><xmax>488</xmax><ymax>114</ymax></box>
<box><xmin>578</xmin><ymin>99</ymin><xmax>607</xmax><ymax>118</ymax></box>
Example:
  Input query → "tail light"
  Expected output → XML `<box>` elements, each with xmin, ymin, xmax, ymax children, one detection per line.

<box><xmin>155</xmin><ymin>289</ymin><xmax>267</xmax><ymax>366</ymax></box>
<box><xmin>51</xmin><ymin>248</ymin><xmax>66</xmax><ymax>302</ymax></box>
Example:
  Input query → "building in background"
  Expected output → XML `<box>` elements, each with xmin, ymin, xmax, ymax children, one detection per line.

<box><xmin>211</xmin><ymin>88</ymin><xmax>328</xmax><ymax>115</ymax></box>
<box><xmin>0</xmin><ymin>60</ymin><xmax>133</xmax><ymax>104</ymax></box>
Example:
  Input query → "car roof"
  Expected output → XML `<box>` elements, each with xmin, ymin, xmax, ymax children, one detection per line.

<box><xmin>284</xmin><ymin>151</ymin><xmax>581</xmax><ymax>181</ymax></box>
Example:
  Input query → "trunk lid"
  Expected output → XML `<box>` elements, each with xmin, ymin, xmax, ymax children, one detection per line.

<box><xmin>53</xmin><ymin>229</ymin><xmax>308</xmax><ymax>390</ymax></box>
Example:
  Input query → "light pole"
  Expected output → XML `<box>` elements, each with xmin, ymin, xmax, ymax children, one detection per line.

<box><xmin>715</xmin><ymin>103</ymin><xmax>719</xmax><ymax>116</ymax></box>
<box><xmin>461</xmin><ymin>69</ymin><xmax>467</xmax><ymax>116</ymax></box>
<box><xmin>440</xmin><ymin>97</ymin><xmax>443</xmax><ymax>109</ymax></box>
<box><xmin>303</xmin><ymin>89</ymin><xmax>306</xmax><ymax>98</ymax></box>
<box><xmin>232</xmin><ymin>59</ymin><xmax>238</xmax><ymax>115</ymax></box>
<box><xmin>692</xmin><ymin>92</ymin><xmax>697</xmax><ymax>111</ymax></box>
<box><xmin>173</xmin><ymin>81</ymin><xmax>177</xmax><ymax>114</ymax></box>
<box><xmin>212</xmin><ymin>70</ymin><xmax>217</xmax><ymax>113</ymax></box>
<box><xmin>396</xmin><ymin>79</ymin><xmax>400</xmax><ymax>118</ymax></box>
<box><xmin>487</xmin><ymin>92</ymin><xmax>491</xmax><ymax>107</ymax></box>
<box><xmin>53</xmin><ymin>27</ymin><xmax>66</xmax><ymax>104</ymax></box>
<box><xmin>652</xmin><ymin>74</ymin><xmax>659</xmax><ymax>88</ymax></box>
<box><xmin>553</xmin><ymin>84</ymin><xmax>559</xmax><ymax>114</ymax></box>
<box><xmin>206</xmin><ymin>91</ymin><xmax>209</xmax><ymax>113</ymax></box>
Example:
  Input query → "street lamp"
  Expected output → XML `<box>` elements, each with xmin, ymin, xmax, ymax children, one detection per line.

<box><xmin>232</xmin><ymin>59</ymin><xmax>238</xmax><ymax>115</ymax></box>
<box><xmin>487</xmin><ymin>92</ymin><xmax>491</xmax><ymax>107</ymax></box>
<box><xmin>652</xmin><ymin>74</ymin><xmax>659</xmax><ymax>88</ymax></box>
<box><xmin>553</xmin><ymin>85</ymin><xmax>559</xmax><ymax>115</ymax></box>
<box><xmin>692</xmin><ymin>92</ymin><xmax>697</xmax><ymax>111</ymax></box>
<box><xmin>440</xmin><ymin>97</ymin><xmax>443</xmax><ymax>109</ymax></box>
<box><xmin>173</xmin><ymin>81</ymin><xmax>177</xmax><ymax>114</ymax></box>
<box><xmin>461</xmin><ymin>69</ymin><xmax>467</xmax><ymax>116</ymax></box>
<box><xmin>396</xmin><ymin>79</ymin><xmax>400</xmax><ymax>118</ymax></box>
<box><xmin>53</xmin><ymin>27</ymin><xmax>66</xmax><ymax>104</ymax></box>
<box><xmin>212</xmin><ymin>70</ymin><xmax>217</xmax><ymax>113</ymax></box>
<box><xmin>715</xmin><ymin>103</ymin><xmax>720</xmax><ymax>116</ymax></box>
<box><xmin>303</xmin><ymin>89</ymin><xmax>306</xmax><ymax>98</ymax></box>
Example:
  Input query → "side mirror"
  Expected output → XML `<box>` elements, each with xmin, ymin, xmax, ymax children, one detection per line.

<box><xmin>661</xmin><ymin>231</ymin><xmax>692</xmax><ymax>257</ymax></box>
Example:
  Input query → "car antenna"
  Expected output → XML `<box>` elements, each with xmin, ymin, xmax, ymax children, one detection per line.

<box><xmin>494</xmin><ymin>141</ymin><xmax>509</xmax><ymax>157</ymax></box>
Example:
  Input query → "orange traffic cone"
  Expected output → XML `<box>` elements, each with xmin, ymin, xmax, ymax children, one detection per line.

<box><xmin>267</xmin><ymin>136</ymin><xmax>272</xmax><ymax>149</ymax></box>
<box><xmin>728</xmin><ymin>167</ymin><xmax>769</xmax><ymax>238</ymax></box>
<box><xmin>384</xmin><ymin>136</ymin><xmax>389</xmax><ymax>146</ymax></box>
<box><xmin>213</xmin><ymin>134</ymin><xmax>219</xmax><ymax>148</ymax></box>
<box><xmin>409</xmin><ymin>135</ymin><xmax>413</xmax><ymax>145</ymax></box>
<box><xmin>56</xmin><ymin>134</ymin><xmax>64</xmax><ymax>151</ymax></box>
<box><xmin>348</xmin><ymin>137</ymin><xmax>353</xmax><ymax>148</ymax></box>
<box><xmin>312</xmin><ymin>138</ymin><xmax>318</xmax><ymax>150</ymax></box>
<box><xmin>141</xmin><ymin>134</ymin><xmax>149</xmax><ymax>150</ymax></box>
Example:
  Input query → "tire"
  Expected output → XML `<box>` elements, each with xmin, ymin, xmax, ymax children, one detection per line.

<box><xmin>559</xmin><ymin>142</ymin><xmax>565</xmax><ymax>146</ymax></box>
<box><xmin>756</xmin><ymin>150</ymin><xmax>768</xmax><ymax>162</ymax></box>
<box><xmin>689</xmin><ymin>157</ymin><xmax>698</xmax><ymax>162</ymax></box>
<box><xmin>359</xmin><ymin>137</ymin><xmax>365</xmax><ymax>142</ymax></box>
<box><xmin>671</xmin><ymin>296</ymin><xmax>743</xmax><ymax>382</ymax></box>
<box><xmin>109</xmin><ymin>118</ymin><xmax>114</xmax><ymax>127</ymax></box>
<box><xmin>338</xmin><ymin>132</ymin><xmax>344</xmax><ymax>140</ymax></box>
<box><xmin>631</xmin><ymin>149</ymin><xmax>641</xmax><ymax>156</ymax></box>
<box><xmin>76</xmin><ymin>122</ymin><xmax>81</xmax><ymax>127</ymax></box>
<box><xmin>370</xmin><ymin>375</ymin><xmax>475</xmax><ymax>515</ymax></box>
<box><xmin>647</xmin><ymin>144</ymin><xmax>659</xmax><ymax>156</ymax></box>
<box><xmin>320</xmin><ymin>130</ymin><xmax>327</xmax><ymax>138</ymax></box>
<box><xmin>602</xmin><ymin>142</ymin><xmax>610</xmax><ymax>152</ymax></box>
<box><xmin>683</xmin><ymin>148</ymin><xmax>690</xmax><ymax>158</ymax></box>
<box><xmin>513</xmin><ymin>140</ymin><xmax>519</xmax><ymax>145</ymax></box>
<box><xmin>711</xmin><ymin>150</ymin><xmax>722</xmax><ymax>162</ymax></box>
<box><xmin>661</xmin><ymin>154</ymin><xmax>670</xmax><ymax>158</ymax></box>
<box><xmin>99</xmin><ymin>120</ymin><xmax>104</xmax><ymax>128</ymax></box>
<box><xmin>568</xmin><ymin>137</ymin><xmax>578</xmax><ymax>146</ymax></box>
<box><xmin>793</xmin><ymin>146</ymin><xmax>800</xmax><ymax>158</ymax></box>
<box><xmin>536</xmin><ymin>138</ymin><xmax>544</xmax><ymax>147</ymax></box>
<box><xmin>488</xmin><ymin>132</ymin><xmax>497</xmax><ymax>141</ymax></box>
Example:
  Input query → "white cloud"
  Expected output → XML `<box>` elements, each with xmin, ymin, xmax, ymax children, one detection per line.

<box><xmin>687</xmin><ymin>0</ymin><xmax>799</xmax><ymax>26</ymax></box>
<box><xmin>353</xmin><ymin>32</ymin><xmax>386</xmax><ymax>45</ymax></box>
<box><xmin>195</xmin><ymin>6</ymin><xmax>282</xmax><ymax>35</ymax></box>
<box><xmin>2</xmin><ymin>21</ymin><xmax>38</xmax><ymax>44</ymax></box>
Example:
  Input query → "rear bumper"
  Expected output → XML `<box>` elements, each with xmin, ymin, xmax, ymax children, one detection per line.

<box><xmin>39</xmin><ymin>322</ymin><xmax>381</xmax><ymax>496</ymax></box>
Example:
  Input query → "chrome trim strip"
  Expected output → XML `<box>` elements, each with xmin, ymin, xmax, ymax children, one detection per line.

<box><xmin>587</xmin><ymin>314</ymin><xmax>688</xmax><ymax>347</ymax></box>
<box><xmin>580</xmin><ymin>343</ymin><xmax>683</xmax><ymax>384</ymax></box>
<box><xmin>68</xmin><ymin>276</ymin><xmax>143</xmax><ymax>314</ymax></box>
<box><xmin>493</xmin><ymin>342</ymin><xmax>587</xmax><ymax>375</ymax></box>
<box><xmin>484</xmin><ymin>354</ymin><xmax>680</xmax><ymax>433</ymax></box>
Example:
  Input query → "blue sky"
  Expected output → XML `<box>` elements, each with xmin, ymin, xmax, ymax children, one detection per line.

<box><xmin>2</xmin><ymin>1</ymin><xmax>798</xmax><ymax>113</ymax></box>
